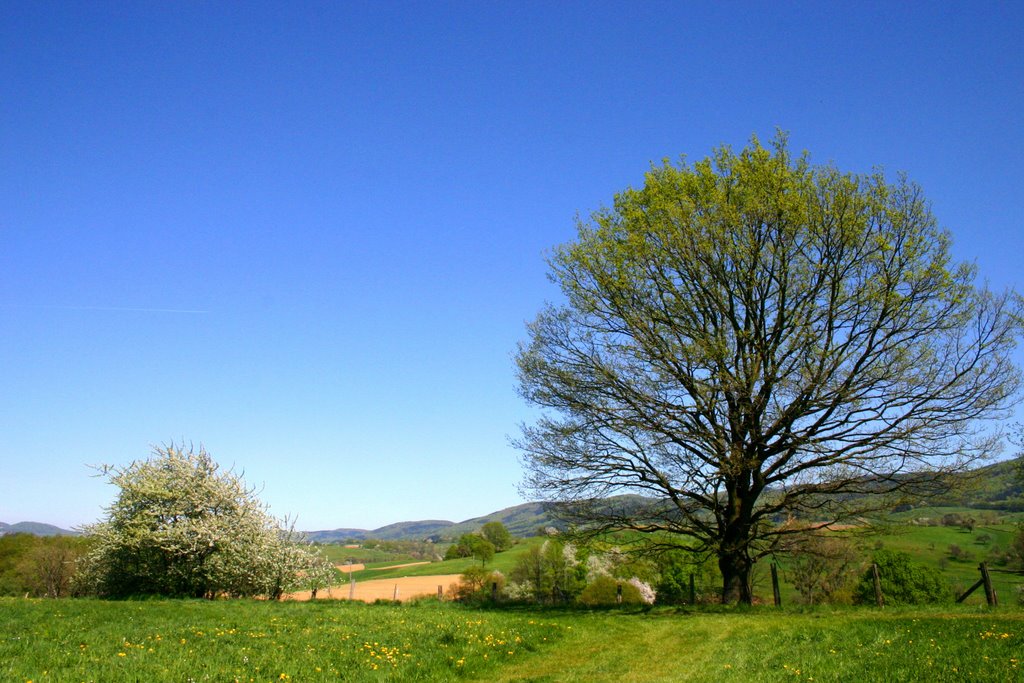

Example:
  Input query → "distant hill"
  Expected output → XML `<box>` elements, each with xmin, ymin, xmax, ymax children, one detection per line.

<box><xmin>0</xmin><ymin>521</ymin><xmax>78</xmax><ymax>537</ymax></box>
<box><xmin>306</xmin><ymin>456</ymin><xmax>1024</xmax><ymax>543</ymax></box>
<box><xmin>305</xmin><ymin>502</ymin><xmax>565</xmax><ymax>543</ymax></box>
<box><xmin>441</xmin><ymin>501</ymin><xmax>566</xmax><ymax>538</ymax></box>
<box><xmin>305</xmin><ymin>519</ymin><xmax>459</xmax><ymax>543</ymax></box>
<box><xmin>929</xmin><ymin>455</ymin><xmax>1024</xmax><ymax>511</ymax></box>
<box><xmin>305</xmin><ymin>497</ymin><xmax>658</xmax><ymax>543</ymax></box>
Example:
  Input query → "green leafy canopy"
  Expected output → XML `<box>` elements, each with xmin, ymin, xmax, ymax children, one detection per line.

<box><xmin>516</xmin><ymin>133</ymin><xmax>1022</xmax><ymax>604</ymax></box>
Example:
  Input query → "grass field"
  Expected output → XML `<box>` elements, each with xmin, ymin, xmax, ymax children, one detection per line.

<box><xmin>344</xmin><ymin>538</ymin><xmax>545</xmax><ymax>583</ymax></box>
<box><xmin>2</xmin><ymin>598</ymin><xmax>1022</xmax><ymax>682</ymax></box>
<box><xmin>317</xmin><ymin>545</ymin><xmax>420</xmax><ymax>566</ymax></box>
<box><xmin>485</xmin><ymin>605</ymin><xmax>1024</xmax><ymax>682</ymax></box>
<box><xmin>0</xmin><ymin>598</ymin><xmax>565</xmax><ymax>682</ymax></box>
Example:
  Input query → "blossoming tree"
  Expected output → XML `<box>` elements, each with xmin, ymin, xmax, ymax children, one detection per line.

<box><xmin>77</xmin><ymin>443</ymin><xmax>333</xmax><ymax>598</ymax></box>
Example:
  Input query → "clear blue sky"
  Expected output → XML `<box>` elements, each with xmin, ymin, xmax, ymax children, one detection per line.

<box><xmin>2</xmin><ymin>1</ymin><xmax>1021</xmax><ymax>531</ymax></box>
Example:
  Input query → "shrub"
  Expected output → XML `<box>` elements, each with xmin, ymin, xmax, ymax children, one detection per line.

<box><xmin>452</xmin><ymin>567</ymin><xmax>505</xmax><ymax>603</ymax></box>
<box><xmin>941</xmin><ymin>513</ymin><xmax>964</xmax><ymax>527</ymax></box>
<box><xmin>1010</xmin><ymin>524</ymin><xmax>1024</xmax><ymax>569</ymax></box>
<box><xmin>444</xmin><ymin>542</ymin><xmax>470</xmax><ymax>561</ymax></box>
<box><xmin>789</xmin><ymin>535</ymin><xmax>859</xmax><ymax>605</ymax></box>
<box><xmin>853</xmin><ymin>550</ymin><xmax>946</xmax><ymax>605</ymax></box>
<box><xmin>654</xmin><ymin>550</ymin><xmax>718</xmax><ymax>605</ymax></box>
<box><xmin>948</xmin><ymin>544</ymin><xmax>970</xmax><ymax>561</ymax></box>
<box><xmin>578</xmin><ymin>575</ymin><xmax>643</xmax><ymax>606</ymax></box>
<box><xmin>987</xmin><ymin>546</ymin><xmax>1011</xmax><ymax>567</ymax></box>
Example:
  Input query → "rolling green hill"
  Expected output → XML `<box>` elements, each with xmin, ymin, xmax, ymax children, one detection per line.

<box><xmin>8</xmin><ymin>457</ymin><xmax>1016</xmax><ymax>545</ymax></box>
<box><xmin>929</xmin><ymin>456</ymin><xmax>1024</xmax><ymax>511</ymax></box>
<box><xmin>305</xmin><ymin>456</ymin><xmax>1023</xmax><ymax>543</ymax></box>
<box><xmin>305</xmin><ymin>502</ymin><xmax>564</xmax><ymax>543</ymax></box>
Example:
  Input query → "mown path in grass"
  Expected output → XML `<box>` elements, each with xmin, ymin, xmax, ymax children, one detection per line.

<box><xmin>480</xmin><ymin>607</ymin><xmax>1024</xmax><ymax>682</ymax></box>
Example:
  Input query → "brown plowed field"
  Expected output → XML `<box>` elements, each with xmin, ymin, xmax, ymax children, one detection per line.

<box><xmin>285</xmin><ymin>574</ymin><xmax>462</xmax><ymax>603</ymax></box>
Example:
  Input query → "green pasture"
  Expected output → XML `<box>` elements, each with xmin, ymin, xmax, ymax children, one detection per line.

<box><xmin>847</xmin><ymin>523</ymin><xmax>1021</xmax><ymax>603</ymax></box>
<box><xmin>3</xmin><ymin>598</ymin><xmax>1023</xmax><ymax>682</ymax></box>
<box><xmin>0</xmin><ymin>598</ymin><xmax>564</xmax><ymax>682</ymax></box>
<box><xmin>346</xmin><ymin>538</ymin><xmax>545</xmax><ymax>582</ymax></box>
<box><xmin>316</xmin><ymin>544</ymin><xmax>420</xmax><ymax>566</ymax></box>
<box><xmin>753</xmin><ymin>526</ymin><xmax>1021</xmax><ymax>607</ymax></box>
<box><xmin>887</xmin><ymin>506</ymin><xmax>1024</xmax><ymax>524</ymax></box>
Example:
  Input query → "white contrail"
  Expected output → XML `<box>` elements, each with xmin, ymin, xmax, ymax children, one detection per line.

<box><xmin>12</xmin><ymin>305</ymin><xmax>210</xmax><ymax>314</ymax></box>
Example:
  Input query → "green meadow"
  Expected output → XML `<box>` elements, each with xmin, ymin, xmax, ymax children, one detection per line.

<box><xmin>343</xmin><ymin>539</ymin><xmax>545</xmax><ymax>583</ymax></box>
<box><xmin>4</xmin><ymin>511</ymin><xmax>1022</xmax><ymax>681</ymax></box>
<box><xmin>0</xmin><ymin>598</ymin><xmax>564</xmax><ymax>683</ymax></box>
<box><xmin>3</xmin><ymin>598</ymin><xmax>1023</xmax><ymax>682</ymax></box>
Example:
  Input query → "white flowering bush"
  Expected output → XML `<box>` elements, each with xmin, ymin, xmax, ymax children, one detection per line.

<box><xmin>503</xmin><ymin>580</ymin><xmax>535</xmax><ymax>601</ymax></box>
<box><xmin>585</xmin><ymin>553</ymin><xmax>612</xmax><ymax>581</ymax></box>
<box><xmin>508</xmin><ymin>539</ymin><xmax>586</xmax><ymax>604</ymax></box>
<box><xmin>75</xmin><ymin>443</ymin><xmax>332</xmax><ymax>599</ymax></box>
<box><xmin>627</xmin><ymin>577</ymin><xmax>656</xmax><ymax>604</ymax></box>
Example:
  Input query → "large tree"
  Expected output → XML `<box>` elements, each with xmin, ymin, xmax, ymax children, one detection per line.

<box><xmin>515</xmin><ymin>135</ymin><xmax>1022</xmax><ymax>604</ymax></box>
<box><xmin>77</xmin><ymin>443</ymin><xmax>333</xmax><ymax>599</ymax></box>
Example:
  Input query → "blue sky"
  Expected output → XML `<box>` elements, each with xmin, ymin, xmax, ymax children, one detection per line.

<box><xmin>1</xmin><ymin>1</ymin><xmax>1021</xmax><ymax>531</ymax></box>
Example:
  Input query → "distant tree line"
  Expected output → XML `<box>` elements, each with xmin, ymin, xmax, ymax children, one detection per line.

<box><xmin>443</xmin><ymin>521</ymin><xmax>515</xmax><ymax>565</ymax></box>
<box><xmin>0</xmin><ymin>533</ymin><xmax>89</xmax><ymax>597</ymax></box>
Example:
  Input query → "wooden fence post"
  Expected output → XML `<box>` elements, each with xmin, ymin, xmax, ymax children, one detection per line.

<box><xmin>771</xmin><ymin>563</ymin><xmax>782</xmax><ymax>607</ymax></box>
<box><xmin>689</xmin><ymin>573</ymin><xmax>695</xmax><ymax>605</ymax></box>
<box><xmin>393</xmin><ymin>584</ymin><xmax>399</xmax><ymax>601</ymax></box>
<box><xmin>980</xmin><ymin>563</ymin><xmax>998</xmax><ymax>607</ymax></box>
<box><xmin>349</xmin><ymin>572</ymin><xmax>355</xmax><ymax>600</ymax></box>
<box><xmin>491</xmin><ymin>581</ymin><xmax>498</xmax><ymax>602</ymax></box>
<box><xmin>616</xmin><ymin>583</ymin><xmax>622</xmax><ymax>604</ymax></box>
<box><xmin>437</xmin><ymin>585</ymin><xmax>443</xmax><ymax>600</ymax></box>
<box><xmin>872</xmin><ymin>563</ymin><xmax>884</xmax><ymax>607</ymax></box>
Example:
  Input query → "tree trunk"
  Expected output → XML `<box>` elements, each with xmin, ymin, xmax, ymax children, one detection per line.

<box><xmin>719</xmin><ymin>485</ymin><xmax>756</xmax><ymax>605</ymax></box>
<box><xmin>719</xmin><ymin>550</ymin><xmax>753</xmax><ymax>605</ymax></box>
